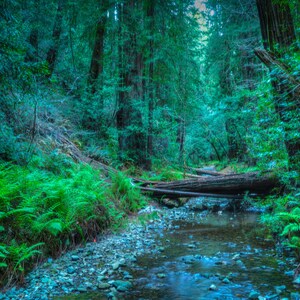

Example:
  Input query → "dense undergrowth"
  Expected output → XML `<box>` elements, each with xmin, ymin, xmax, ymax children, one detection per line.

<box><xmin>0</xmin><ymin>157</ymin><xmax>147</xmax><ymax>288</ymax></box>
<box><xmin>260</xmin><ymin>193</ymin><xmax>300</xmax><ymax>260</ymax></box>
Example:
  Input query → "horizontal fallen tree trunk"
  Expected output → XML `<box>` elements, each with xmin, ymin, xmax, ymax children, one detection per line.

<box><xmin>189</xmin><ymin>168</ymin><xmax>224</xmax><ymax>176</ymax></box>
<box><xmin>140</xmin><ymin>186</ymin><xmax>243</xmax><ymax>199</ymax></box>
<box><xmin>145</xmin><ymin>172</ymin><xmax>280</xmax><ymax>196</ymax></box>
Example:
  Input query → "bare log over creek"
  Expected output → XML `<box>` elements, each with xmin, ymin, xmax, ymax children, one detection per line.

<box><xmin>140</xmin><ymin>172</ymin><xmax>280</xmax><ymax>198</ymax></box>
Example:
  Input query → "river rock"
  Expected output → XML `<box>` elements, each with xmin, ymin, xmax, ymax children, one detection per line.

<box><xmin>98</xmin><ymin>282</ymin><xmax>111</xmax><ymax>289</ymax></box>
<box><xmin>112</xmin><ymin>262</ymin><xmax>120</xmax><ymax>270</ymax></box>
<box><xmin>222</xmin><ymin>277</ymin><xmax>231</xmax><ymax>284</ymax></box>
<box><xmin>112</xmin><ymin>280</ymin><xmax>133</xmax><ymax>292</ymax></box>
<box><xmin>71</xmin><ymin>255</ymin><xmax>80</xmax><ymax>261</ymax></box>
<box><xmin>248</xmin><ymin>290</ymin><xmax>260</xmax><ymax>299</ymax></box>
<box><xmin>290</xmin><ymin>292</ymin><xmax>300</xmax><ymax>300</ymax></box>
<box><xmin>209</xmin><ymin>284</ymin><xmax>217</xmax><ymax>291</ymax></box>
<box><xmin>274</xmin><ymin>285</ymin><xmax>286</xmax><ymax>294</ymax></box>
<box><xmin>181</xmin><ymin>255</ymin><xmax>197</xmax><ymax>264</ymax></box>
<box><xmin>293</xmin><ymin>275</ymin><xmax>300</xmax><ymax>285</ymax></box>
<box><xmin>66</xmin><ymin>266</ymin><xmax>76</xmax><ymax>274</ymax></box>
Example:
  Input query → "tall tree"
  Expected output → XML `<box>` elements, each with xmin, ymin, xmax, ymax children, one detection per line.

<box><xmin>87</xmin><ymin>0</ymin><xmax>109</xmax><ymax>95</ymax></box>
<box><xmin>145</xmin><ymin>0</ymin><xmax>155</xmax><ymax>170</ymax></box>
<box><xmin>46</xmin><ymin>0</ymin><xmax>63</xmax><ymax>77</ymax></box>
<box><xmin>116</xmin><ymin>0</ymin><xmax>147</xmax><ymax>166</ymax></box>
<box><xmin>255</xmin><ymin>0</ymin><xmax>300</xmax><ymax>170</ymax></box>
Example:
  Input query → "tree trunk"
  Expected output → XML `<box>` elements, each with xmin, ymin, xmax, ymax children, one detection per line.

<box><xmin>25</xmin><ymin>29</ymin><xmax>39</xmax><ymax>62</ymax></box>
<box><xmin>116</xmin><ymin>1</ymin><xmax>147</xmax><ymax>167</ymax></box>
<box><xmin>146</xmin><ymin>172</ymin><xmax>279</xmax><ymax>196</ymax></box>
<box><xmin>46</xmin><ymin>0</ymin><xmax>63</xmax><ymax>77</ymax></box>
<box><xmin>145</xmin><ymin>0</ymin><xmax>155</xmax><ymax>170</ymax></box>
<box><xmin>87</xmin><ymin>1</ymin><xmax>109</xmax><ymax>95</ymax></box>
<box><xmin>255</xmin><ymin>0</ymin><xmax>300</xmax><ymax>170</ymax></box>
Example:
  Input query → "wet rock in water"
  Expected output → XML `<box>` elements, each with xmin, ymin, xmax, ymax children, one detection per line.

<box><xmin>274</xmin><ymin>285</ymin><xmax>286</xmax><ymax>294</ymax></box>
<box><xmin>284</xmin><ymin>270</ymin><xmax>294</xmax><ymax>277</ymax></box>
<box><xmin>112</xmin><ymin>280</ymin><xmax>133</xmax><ymax>292</ymax></box>
<box><xmin>215</xmin><ymin>260</ymin><xmax>227</xmax><ymax>265</ymax></box>
<box><xmin>186</xmin><ymin>197</ymin><xmax>231</xmax><ymax>212</ymax></box>
<box><xmin>157</xmin><ymin>273</ymin><xmax>166</xmax><ymax>278</ymax></box>
<box><xmin>293</xmin><ymin>275</ymin><xmax>300</xmax><ymax>285</ymax></box>
<box><xmin>76</xmin><ymin>286</ymin><xmax>87</xmax><ymax>292</ymax></box>
<box><xmin>209</xmin><ymin>284</ymin><xmax>217</xmax><ymax>291</ymax></box>
<box><xmin>222</xmin><ymin>277</ymin><xmax>231</xmax><ymax>284</ymax></box>
<box><xmin>290</xmin><ymin>292</ymin><xmax>300</xmax><ymax>300</ymax></box>
<box><xmin>98</xmin><ymin>282</ymin><xmax>111</xmax><ymax>289</ymax></box>
<box><xmin>71</xmin><ymin>255</ymin><xmax>80</xmax><ymax>261</ymax></box>
<box><xmin>112</xmin><ymin>262</ymin><xmax>120</xmax><ymax>270</ymax></box>
<box><xmin>66</xmin><ymin>266</ymin><xmax>76</xmax><ymax>274</ymax></box>
<box><xmin>248</xmin><ymin>290</ymin><xmax>260</xmax><ymax>299</ymax></box>
<box><xmin>232</xmin><ymin>253</ymin><xmax>240</xmax><ymax>260</ymax></box>
<box><xmin>181</xmin><ymin>255</ymin><xmax>197</xmax><ymax>264</ymax></box>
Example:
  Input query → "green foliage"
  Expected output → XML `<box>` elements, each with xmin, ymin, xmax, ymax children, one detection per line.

<box><xmin>278</xmin><ymin>207</ymin><xmax>300</xmax><ymax>257</ymax></box>
<box><xmin>142</xmin><ymin>166</ymin><xmax>184</xmax><ymax>182</ymax></box>
<box><xmin>0</xmin><ymin>159</ymin><xmax>146</xmax><ymax>286</ymax></box>
<box><xmin>110</xmin><ymin>171</ymin><xmax>147</xmax><ymax>213</ymax></box>
<box><xmin>260</xmin><ymin>193</ymin><xmax>300</xmax><ymax>258</ymax></box>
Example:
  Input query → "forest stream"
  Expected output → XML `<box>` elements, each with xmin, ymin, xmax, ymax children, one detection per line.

<box><xmin>1</xmin><ymin>202</ymin><xmax>300</xmax><ymax>300</ymax></box>
<box><xmin>8</xmin><ymin>201</ymin><xmax>297</xmax><ymax>300</ymax></box>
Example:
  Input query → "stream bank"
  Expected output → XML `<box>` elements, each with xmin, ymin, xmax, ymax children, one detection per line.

<box><xmin>1</xmin><ymin>199</ymin><xmax>299</xmax><ymax>300</ymax></box>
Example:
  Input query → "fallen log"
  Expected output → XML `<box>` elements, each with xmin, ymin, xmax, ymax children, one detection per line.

<box><xmin>189</xmin><ymin>168</ymin><xmax>224</xmax><ymax>176</ymax></box>
<box><xmin>146</xmin><ymin>172</ymin><xmax>280</xmax><ymax>196</ymax></box>
<box><xmin>139</xmin><ymin>186</ymin><xmax>243</xmax><ymax>199</ymax></box>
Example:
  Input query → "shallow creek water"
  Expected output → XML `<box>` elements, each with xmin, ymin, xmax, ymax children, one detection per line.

<box><xmin>58</xmin><ymin>212</ymin><xmax>298</xmax><ymax>300</ymax></box>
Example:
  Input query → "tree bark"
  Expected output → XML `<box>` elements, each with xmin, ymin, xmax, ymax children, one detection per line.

<box><xmin>145</xmin><ymin>0</ymin><xmax>155</xmax><ymax>170</ymax></box>
<box><xmin>46</xmin><ymin>0</ymin><xmax>63</xmax><ymax>77</ymax></box>
<box><xmin>87</xmin><ymin>0</ymin><xmax>109</xmax><ymax>95</ymax></box>
<box><xmin>255</xmin><ymin>0</ymin><xmax>300</xmax><ymax>170</ymax></box>
<box><xmin>147</xmin><ymin>172</ymin><xmax>279</xmax><ymax>195</ymax></box>
<box><xmin>116</xmin><ymin>1</ymin><xmax>147</xmax><ymax>167</ymax></box>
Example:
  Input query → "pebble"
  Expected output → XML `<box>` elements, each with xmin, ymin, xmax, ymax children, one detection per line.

<box><xmin>71</xmin><ymin>255</ymin><xmax>80</xmax><ymax>261</ymax></box>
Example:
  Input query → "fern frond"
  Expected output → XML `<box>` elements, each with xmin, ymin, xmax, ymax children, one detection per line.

<box><xmin>281</xmin><ymin>223</ymin><xmax>300</xmax><ymax>236</ymax></box>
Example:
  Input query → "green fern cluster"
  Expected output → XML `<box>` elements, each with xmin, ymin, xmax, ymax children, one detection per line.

<box><xmin>110</xmin><ymin>171</ymin><xmax>147</xmax><ymax>213</ymax></box>
<box><xmin>0</xmin><ymin>159</ymin><xmax>141</xmax><ymax>287</ymax></box>
<box><xmin>279</xmin><ymin>207</ymin><xmax>300</xmax><ymax>258</ymax></box>
<box><xmin>260</xmin><ymin>193</ymin><xmax>300</xmax><ymax>259</ymax></box>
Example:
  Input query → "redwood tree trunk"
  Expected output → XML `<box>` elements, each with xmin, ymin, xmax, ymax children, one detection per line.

<box><xmin>87</xmin><ymin>0</ymin><xmax>109</xmax><ymax>95</ymax></box>
<box><xmin>116</xmin><ymin>1</ymin><xmax>147</xmax><ymax>167</ymax></box>
<box><xmin>46</xmin><ymin>0</ymin><xmax>63</xmax><ymax>77</ymax></box>
<box><xmin>145</xmin><ymin>0</ymin><xmax>155</xmax><ymax>170</ymax></box>
<box><xmin>255</xmin><ymin>0</ymin><xmax>300</xmax><ymax>170</ymax></box>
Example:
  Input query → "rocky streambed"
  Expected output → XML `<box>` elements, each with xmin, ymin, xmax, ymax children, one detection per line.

<box><xmin>1</xmin><ymin>199</ymin><xmax>300</xmax><ymax>300</ymax></box>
